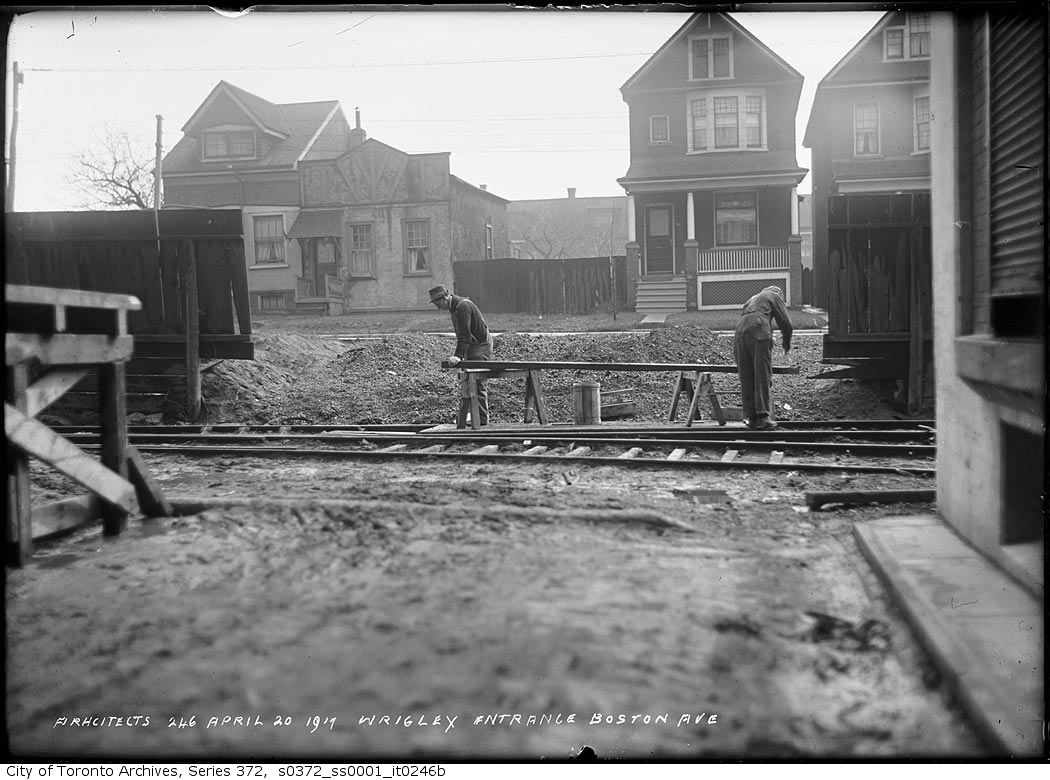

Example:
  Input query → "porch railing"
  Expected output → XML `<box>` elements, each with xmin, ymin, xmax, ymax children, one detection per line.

<box><xmin>324</xmin><ymin>274</ymin><xmax>344</xmax><ymax>299</ymax></box>
<box><xmin>697</xmin><ymin>246</ymin><xmax>788</xmax><ymax>273</ymax></box>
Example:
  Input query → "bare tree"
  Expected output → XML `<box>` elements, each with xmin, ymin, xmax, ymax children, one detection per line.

<box><xmin>69</xmin><ymin>126</ymin><xmax>156</xmax><ymax>209</ymax></box>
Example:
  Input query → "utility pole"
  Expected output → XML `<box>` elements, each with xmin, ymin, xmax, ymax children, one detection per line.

<box><xmin>154</xmin><ymin>115</ymin><xmax>163</xmax><ymax>217</ymax></box>
<box><xmin>7</xmin><ymin>61</ymin><xmax>24</xmax><ymax>212</ymax></box>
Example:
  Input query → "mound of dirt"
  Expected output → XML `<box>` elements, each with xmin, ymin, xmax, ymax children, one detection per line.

<box><xmin>200</xmin><ymin>327</ymin><xmax>903</xmax><ymax>425</ymax></box>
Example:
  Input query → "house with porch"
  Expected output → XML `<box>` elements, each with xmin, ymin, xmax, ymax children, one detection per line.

<box><xmin>803</xmin><ymin>11</ymin><xmax>933</xmax><ymax>391</ymax></box>
<box><xmin>162</xmin><ymin>81</ymin><xmax>509</xmax><ymax>314</ymax></box>
<box><xmin>617</xmin><ymin>11</ymin><xmax>807</xmax><ymax>317</ymax></box>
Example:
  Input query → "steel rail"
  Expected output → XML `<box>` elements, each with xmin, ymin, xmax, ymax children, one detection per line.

<box><xmin>64</xmin><ymin>431</ymin><xmax>936</xmax><ymax>457</ymax></box>
<box><xmin>444</xmin><ymin>359</ymin><xmax>799</xmax><ymax>373</ymax></box>
<box><xmin>79</xmin><ymin>443</ymin><xmax>935</xmax><ymax>476</ymax></box>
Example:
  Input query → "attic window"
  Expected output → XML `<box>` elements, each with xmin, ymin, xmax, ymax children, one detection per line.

<box><xmin>689</xmin><ymin>33</ymin><xmax>733</xmax><ymax>81</ymax></box>
<box><xmin>884</xmin><ymin>13</ymin><xmax>931</xmax><ymax>61</ymax></box>
<box><xmin>202</xmin><ymin>130</ymin><xmax>256</xmax><ymax>160</ymax></box>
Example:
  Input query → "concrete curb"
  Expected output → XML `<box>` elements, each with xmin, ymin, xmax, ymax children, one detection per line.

<box><xmin>854</xmin><ymin>516</ymin><xmax>1044</xmax><ymax>757</ymax></box>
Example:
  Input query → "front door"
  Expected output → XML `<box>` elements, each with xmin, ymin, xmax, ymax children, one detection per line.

<box><xmin>644</xmin><ymin>205</ymin><xmax>674</xmax><ymax>275</ymax></box>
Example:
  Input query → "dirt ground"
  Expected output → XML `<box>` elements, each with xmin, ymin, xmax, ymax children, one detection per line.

<box><xmin>8</xmin><ymin>321</ymin><xmax>974</xmax><ymax>760</ymax></box>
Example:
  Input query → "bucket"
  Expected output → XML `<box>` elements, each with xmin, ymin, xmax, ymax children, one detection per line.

<box><xmin>572</xmin><ymin>381</ymin><xmax>601</xmax><ymax>425</ymax></box>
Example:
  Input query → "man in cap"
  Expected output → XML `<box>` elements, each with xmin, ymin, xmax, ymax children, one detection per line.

<box><xmin>733</xmin><ymin>284</ymin><xmax>793</xmax><ymax>430</ymax></box>
<box><xmin>429</xmin><ymin>284</ymin><xmax>494</xmax><ymax>425</ymax></box>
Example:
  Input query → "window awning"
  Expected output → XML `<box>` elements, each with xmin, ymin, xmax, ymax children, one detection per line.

<box><xmin>287</xmin><ymin>209</ymin><xmax>344</xmax><ymax>239</ymax></box>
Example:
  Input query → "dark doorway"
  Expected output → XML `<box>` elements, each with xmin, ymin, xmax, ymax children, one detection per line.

<box><xmin>644</xmin><ymin>204</ymin><xmax>674</xmax><ymax>275</ymax></box>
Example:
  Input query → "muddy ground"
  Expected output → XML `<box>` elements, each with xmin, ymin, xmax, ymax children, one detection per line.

<box><xmin>7</xmin><ymin>323</ymin><xmax>979</xmax><ymax>760</ymax></box>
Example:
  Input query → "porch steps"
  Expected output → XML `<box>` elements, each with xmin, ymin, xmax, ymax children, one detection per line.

<box><xmin>635</xmin><ymin>276</ymin><xmax>687</xmax><ymax>318</ymax></box>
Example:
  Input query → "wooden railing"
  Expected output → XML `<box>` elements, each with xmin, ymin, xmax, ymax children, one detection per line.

<box><xmin>324</xmin><ymin>274</ymin><xmax>344</xmax><ymax>299</ymax></box>
<box><xmin>697</xmin><ymin>246</ymin><xmax>788</xmax><ymax>273</ymax></box>
<box><xmin>295</xmin><ymin>276</ymin><xmax>311</xmax><ymax>300</ymax></box>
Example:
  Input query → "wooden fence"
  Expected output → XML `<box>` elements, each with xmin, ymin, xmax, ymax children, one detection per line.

<box><xmin>453</xmin><ymin>256</ymin><xmax>627</xmax><ymax>315</ymax></box>
<box><xmin>5</xmin><ymin>209</ymin><xmax>253</xmax><ymax>419</ymax></box>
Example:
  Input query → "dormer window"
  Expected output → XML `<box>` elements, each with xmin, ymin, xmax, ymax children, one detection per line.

<box><xmin>202</xmin><ymin>129</ymin><xmax>256</xmax><ymax>160</ymax></box>
<box><xmin>689</xmin><ymin>33</ymin><xmax>733</xmax><ymax>80</ymax></box>
<box><xmin>884</xmin><ymin>13</ymin><xmax>931</xmax><ymax>61</ymax></box>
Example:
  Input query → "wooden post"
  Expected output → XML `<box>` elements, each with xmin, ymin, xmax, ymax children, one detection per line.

<box><xmin>184</xmin><ymin>240</ymin><xmax>201</xmax><ymax>420</ymax></box>
<box><xmin>7</xmin><ymin>363</ymin><xmax>32</xmax><ymax>566</ymax></box>
<box><xmin>468</xmin><ymin>373</ymin><xmax>481</xmax><ymax>430</ymax></box>
<box><xmin>98</xmin><ymin>362</ymin><xmax>130</xmax><ymax>536</ymax></box>
<box><xmin>908</xmin><ymin>214</ymin><xmax>923</xmax><ymax>414</ymax></box>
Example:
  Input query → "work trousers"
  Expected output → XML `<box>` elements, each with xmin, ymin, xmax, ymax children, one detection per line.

<box><xmin>458</xmin><ymin>338</ymin><xmax>493</xmax><ymax>425</ymax></box>
<box><xmin>733</xmin><ymin>329</ymin><xmax>774</xmax><ymax>426</ymax></box>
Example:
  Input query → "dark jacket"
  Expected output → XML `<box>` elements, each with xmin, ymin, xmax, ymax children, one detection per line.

<box><xmin>449</xmin><ymin>295</ymin><xmax>490</xmax><ymax>358</ymax></box>
<box><xmin>736</xmin><ymin>288</ymin><xmax>793</xmax><ymax>349</ymax></box>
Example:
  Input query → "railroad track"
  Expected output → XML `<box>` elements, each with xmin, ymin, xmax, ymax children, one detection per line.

<box><xmin>64</xmin><ymin>420</ymin><xmax>937</xmax><ymax>476</ymax></box>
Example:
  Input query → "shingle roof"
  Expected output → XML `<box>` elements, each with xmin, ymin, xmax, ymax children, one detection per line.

<box><xmin>621</xmin><ymin>150</ymin><xmax>806</xmax><ymax>184</ymax></box>
<box><xmin>287</xmin><ymin>208</ymin><xmax>344</xmax><ymax>239</ymax></box>
<box><xmin>163</xmin><ymin>89</ymin><xmax>342</xmax><ymax>174</ymax></box>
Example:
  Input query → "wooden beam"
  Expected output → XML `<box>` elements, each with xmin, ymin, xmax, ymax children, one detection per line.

<box><xmin>5</xmin><ymin>284</ymin><xmax>142</xmax><ymax>311</ymax></box>
<box><xmin>184</xmin><ymin>240</ymin><xmax>201</xmax><ymax>420</ymax></box>
<box><xmin>7</xmin><ymin>364</ymin><xmax>32</xmax><ymax>566</ymax></box>
<box><xmin>444</xmin><ymin>360</ymin><xmax>798</xmax><ymax>374</ymax></box>
<box><xmin>805</xmin><ymin>489</ymin><xmax>936</xmax><ymax>510</ymax></box>
<box><xmin>25</xmin><ymin>368</ymin><xmax>89</xmax><ymax>417</ymax></box>
<box><xmin>4</xmin><ymin>404</ymin><xmax>137</xmax><ymax>512</ymax></box>
<box><xmin>6</xmin><ymin>334</ymin><xmax>134</xmax><ymax>366</ymax></box>
<box><xmin>126</xmin><ymin>446</ymin><xmax>172</xmax><ymax>518</ymax></box>
<box><xmin>31</xmin><ymin>495</ymin><xmax>104</xmax><ymax>540</ymax></box>
<box><xmin>99</xmin><ymin>362</ymin><xmax>130</xmax><ymax>535</ymax></box>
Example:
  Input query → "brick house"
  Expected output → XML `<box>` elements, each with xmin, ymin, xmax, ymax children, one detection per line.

<box><xmin>617</xmin><ymin>11</ymin><xmax>807</xmax><ymax>316</ymax></box>
<box><xmin>803</xmin><ymin>11</ymin><xmax>933</xmax><ymax>384</ymax></box>
<box><xmin>162</xmin><ymin>81</ymin><xmax>509</xmax><ymax>314</ymax></box>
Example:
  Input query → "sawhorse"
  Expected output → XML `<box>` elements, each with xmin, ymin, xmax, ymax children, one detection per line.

<box><xmin>667</xmin><ymin>370</ymin><xmax>726</xmax><ymax>426</ymax></box>
<box><xmin>456</xmin><ymin>368</ymin><xmax>551</xmax><ymax>429</ymax></box>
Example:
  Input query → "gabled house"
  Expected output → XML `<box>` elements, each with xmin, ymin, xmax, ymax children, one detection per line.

<box><xmin>803</xmin><ymin>12</ymin><xmax>933</xmax><ymax>389</ymax></box>
<box><xmin>508</xmin><ymin>188</ymin><xmax>628</xmax><ymax>260</ymax></box>
<box><xmin>617</xmin><ymin>11</ymin><xmax>807</xmax><ymax>317</ymax></box>
<box><xmin>162</xmin><ymin>81</ymin><xmax>509</xmax><ymax>314</ymax></box>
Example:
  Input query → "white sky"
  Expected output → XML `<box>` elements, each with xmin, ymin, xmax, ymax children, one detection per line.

<box><xmin>5</xmin><ymin>6</ymin><xmax>883</xmax><ymax>211</ymax></box>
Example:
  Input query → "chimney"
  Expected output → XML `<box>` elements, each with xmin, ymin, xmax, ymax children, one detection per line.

<box><xmin>349</xmin><ymin>106</ymin><xmax>367</xmax><ymax>147</ymax></box>
<box><xmin>480</xmin><ymin>184</ymin><xmax>487</xmax><ymax>191</ymax></box>
<box><xmin>567</xmin><ymin>187</ymin><xmax>576</xmax><ymax>199</ymax></box>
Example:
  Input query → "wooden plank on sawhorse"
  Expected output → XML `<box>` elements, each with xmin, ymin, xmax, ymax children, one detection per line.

<box><xmin>523</xmin><ymin>369</ymin><xmax>549</xmax><ymax>425</ymax></box>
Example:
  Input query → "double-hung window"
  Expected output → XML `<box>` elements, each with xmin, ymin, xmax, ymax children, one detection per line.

<box><xmin>884</xmin><ymin>13</ymin><xmax>930</xmax><ymax>61</ymax></box>
<box><xmin>715</xmin><ymin>192</ymin><xmax>758</xmax><ymax>247</ymax></box>
<box><xmin>689</xmin><ymin>34</ymin><xmax>733</xmax><ymax>80</ymax></box>
<box><xmin>914</xmin><ymin>94</ymin><xmax>931</xmax><ymax>152</ymax></box>
<box><xmin>854</xmin><ymin>102</ymin><xmax>880</xmax><ymax>156</ymax></box>
<box><xmin>253</xmin><ymin>215</ymin><xmax>285</xmax><ymax>265</ymax></box>
<box><xmin>649</xmin><ymin>115</ymin><xmax>670</xmax><ymax>144</ymax></box>
<box><xmin>348</xmin><ymin>223</ymin><xmax>374</xmax><ymax>277</ymax></box>
<box><xmin>404</xmin><ymin>220</ymin><xmax>430</xmax><ymax>274</ymax></box>
<box><xmin>202</xmin><ymin>129</ymin><xmax>256</xmax><ymax>160</ymax></box>
<box><xmin>688</xmin><ymin>90</ymin><xmax>764</xmax><ymax>152</ymax></box>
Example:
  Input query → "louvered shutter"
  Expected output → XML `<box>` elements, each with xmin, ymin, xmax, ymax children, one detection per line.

<box><xmin>987</xmin><ymin>14</ymin><xmax>1046</xmax><ymax>297</ymax></box>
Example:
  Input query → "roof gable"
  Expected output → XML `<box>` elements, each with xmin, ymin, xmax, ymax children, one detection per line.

<box><xmin>622</xmin><ymin>12</ymin><xmax>802</xmax><ymax>94</ymax></box>
<box><xmin>181</xmin><ymin>81</ymin><xmax>290</xmax><ymax>138</ymax></box>
<box><xmin>818</xmin><ymin>11</ymin><xmax>928</xmax><ymax>85</ymax></box>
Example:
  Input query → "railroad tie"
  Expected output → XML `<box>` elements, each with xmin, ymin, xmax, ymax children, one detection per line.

<box><xmin>720</xmin><ymin>448</ymin><xmax>739</xmax><ymax>462</ymax></box>
<box><xmin>769</xmin><ymin>450</ymin><xmax>785</xmax><ymax>464</ymax></box>
<box><xmin>617</xmin><ymin>447</ymin><xmax>644</xmax><ymax>459</ymax></box>
<box><xmin>415</xmin><ymin>444</ymin><xmax>447</xmax><ymax>453</ymax></box>
<box><xmin>469</xmin><ymin>444</ymin><xmax>501</xmax><ymax>455</ymax></box>
<box><xmin>377</xmin><ymin>443</ymin><xmax>408</xmax><ymax>453</ymax></box>
<box><xmin>568</xmin><ymin>446</ymin><xmax>592</xmax><ymax>456</ymax></box>
<box><xmin>522</xmin><ymin>445</ymin><xmax>548</xmax><ymax>456</ymax></box>
<box><xmin>667</xmin><ymin>448</ymin><xmax>688</xmax><ymax>461</ymax></box>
